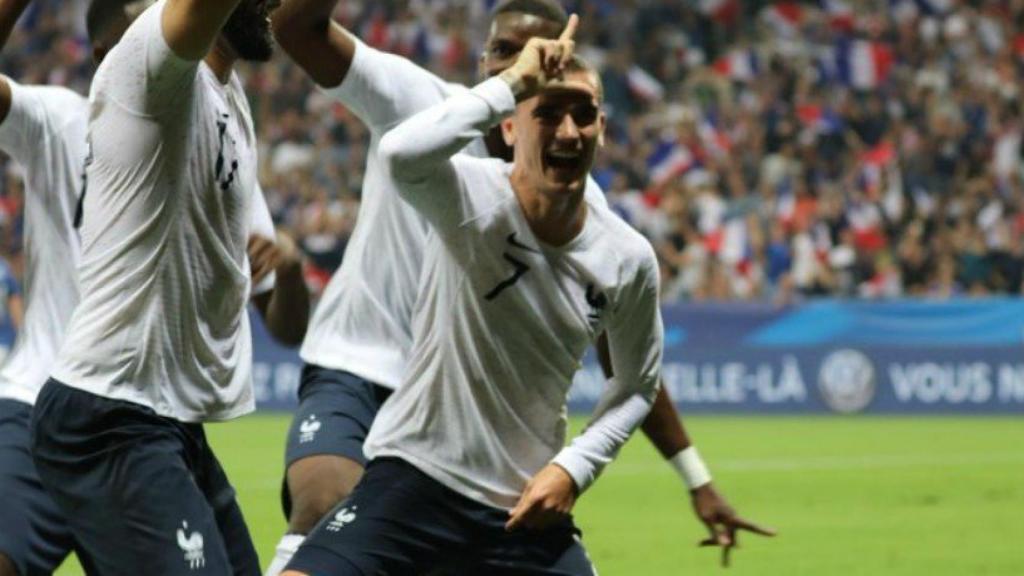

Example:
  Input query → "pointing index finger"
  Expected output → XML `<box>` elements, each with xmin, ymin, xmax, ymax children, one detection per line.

<box><xmin>731</xmin><ymin>516</ymin><xmax>777</xmax><ymax>537</ymax></box>
<box><xmin>559</xmin><ymin>14</ymin><xmax>579</xmax><ymax>42</ymax></box>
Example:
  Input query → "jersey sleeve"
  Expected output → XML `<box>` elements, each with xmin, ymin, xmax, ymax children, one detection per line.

<box><xmin>0</xmin><ymin>79</ymin><xmax>86</xmax><ymax>183</ymax></box>
<box><xmin>249</xmin><ymin>182</ymin><xmax>276</xmax><ymax>296</ymax></box>
<box><xmin>92</xmin><ymin>0</ymin><xmax>197</xmax><ymax>118</ymax></box>
<box><xmin>378</xmin><ymin>76</ymin><xmax>516</xmax><ymax>232</ymax></box>
<box><xmin>320</xmin><ymin>35</ymin><xmax>460</xmax><ymax>133</ymax></box>
<box><xmin>552</xmin><ymin>245</ymin><xmax>664</xmax><ymax>494</ymax></box>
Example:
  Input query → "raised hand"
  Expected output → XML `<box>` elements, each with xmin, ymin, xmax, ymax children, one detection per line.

<box><xmin>247</xmin><ymin>231</ymin><xmax>301</xmax><ymax>287</ymax></box>
<box><xmin>692</xmin><ymin>484</ymin><xmax>776</xmax><ymax>567</ymax></box>
<box><xmin>498</xmin><ymin>13</ymin><xmax>578</xmax><ymax>102</ymax></box>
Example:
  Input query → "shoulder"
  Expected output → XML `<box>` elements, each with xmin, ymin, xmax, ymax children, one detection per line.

<box><xmin>583</xmin><ymin>175</ymin><xmax>609</xmax><ymax>209</ymax></box>
<box><xmin>590</xmin><ymin>204</ymin><xmax>658</xmax><ymax>279</ymax></box>
<box><xmin>1</xmin><ymin>80</ymin><xmax>88</xmax><ymax>140</ymax></box>
<box><xmin>8</xmin><ymin>81</ymin><xmax>87</xmax><ymax>116</ymax></box>
<box><xmin>450</xmin><ymin>155</ymin><xmax>509</xmax><ymax>183</ymax></box>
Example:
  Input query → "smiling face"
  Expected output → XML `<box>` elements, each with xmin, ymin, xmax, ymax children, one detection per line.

<box><xmin>222</xmin><ymin>0</ymin><xmax>279</xmax><ymax>62</ymax></box>
<box><xmin>502</xmin><ymin>67</ymin><xmax>606</xmax><ymax>197</ymax></box>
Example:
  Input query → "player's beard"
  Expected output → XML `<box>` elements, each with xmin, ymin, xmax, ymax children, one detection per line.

<box><xmin>222</xmin><ymin>0</ymin><xmax>275</xmax><ymax>62</ymax></box>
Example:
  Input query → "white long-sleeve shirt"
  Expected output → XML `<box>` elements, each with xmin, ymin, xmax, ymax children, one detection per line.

<box><xmin>367</xmin><ymin>77</ymin><xmax>663</xmax><ymax>509</ymax></box>
<box><xmin>299</xmin><ymin>38</ymin><xmax>607</xmax><ymax>389</ymax></box>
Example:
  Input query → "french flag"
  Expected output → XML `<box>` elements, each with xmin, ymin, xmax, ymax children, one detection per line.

<box><xmin>763</xmin><ymin>2</ymin><xmax>806</xmax><ymax>37</ymax></box>
<box><xmin>859</xmin><ymin>141</ymin><xmax>896</xmax><ymax>196</ymax></box>
<box><xmin>719</xmin><ymin>217</ymin><xmax>750</xmax><ymax>265</ymax></box>
<box><xmin>647</xmin><ymin>141</ymin><xmax>695</xmax><ymax>186</ymax></box>
<box><xmin>713</xmin><ymin>49</ymin><xmax>759</xmax><ymax>82</ymax></box>
<box><xmin>820</xmin><ymin>0</ymin><xmax>855</xmax><ymax>32</ymax></box>
<box><xmin>699</xmin><ymin>119</ymin><xmax>732</xmax><ymax>159</ymax></box>
<box><xmin>698</xmin><ymin>0</ymin><xmax>740</xmax><ymax>24</ymax></box>
<box><xmin>796</xmin><ymin>103</ymin><xmax>843</xmax><ymax>134</ymax></box>
<box><xmin>627</xmin><ymin>66</ymin><xmax>665</xmax><ymax>103</ymax></box>
<box><xmin>835</xmin><ymin>39</ymin><xmax>893</xmax><ymax>89</ymax></box>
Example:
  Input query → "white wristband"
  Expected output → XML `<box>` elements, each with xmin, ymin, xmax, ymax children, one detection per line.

<box><xmin>669</xmin><ymin>447</ymin><xmax>712</xmax><ymax>490</ymax></box>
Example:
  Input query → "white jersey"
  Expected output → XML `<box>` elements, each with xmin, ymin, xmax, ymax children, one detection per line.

<box><xmin>300</xmin><ymin>39</ymin><xmax>607</xmax><ymax>389</ymax></box>
<box><xmin>366</xmin><ymin>77</ymin><xmax>663</xmax><ymax>509</ymax></box>
<box><xmin>0</xmin><ymin>80</ymin><xmax>86</xmax><ymax>406</ymax></box>
<box><xmin>53</xmin><ymin>0</ymin><xmax>271</xmax><ymax>423</ymax></box>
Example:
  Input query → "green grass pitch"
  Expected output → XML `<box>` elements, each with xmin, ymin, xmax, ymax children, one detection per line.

<box><xmin>56</xmin><ymin>415</ymin><xmax>1024</xmax><ymax>575</ymax></box>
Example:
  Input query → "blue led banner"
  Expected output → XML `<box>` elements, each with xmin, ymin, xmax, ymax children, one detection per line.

<box><xmin>248</xmin><ymin>300</ymin><xmax>1024</xmax><ymax>414</ymax></box>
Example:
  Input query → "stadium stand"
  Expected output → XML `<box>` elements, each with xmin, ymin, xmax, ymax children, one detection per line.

<box><xmin>0</xmin><ymin>0</ymin><xmax>1022</xmax><ymax>302</ymax></box>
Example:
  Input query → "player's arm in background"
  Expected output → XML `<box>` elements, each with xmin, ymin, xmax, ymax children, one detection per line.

<box><xmin>160</xmin><ymin>0</ymin><xmax>242</xmax><ymax>61</ymax></box>
<box><xmin>273</xmin><ymin>0</ymin><xmax>455</xmax><ymax>132</ymax></box>
<box><xmin>596</xmin><ymin>337</ymin><xmax>776</xmax><ymax>565</ymax></box>
<box><xmin>0</xmin><ymin>0</ymin><xmax>33</xmax><ymax>122</ymax></box>
<box><xmin>376</xmin><ymin>69</ymin><xmax>515</xmax><ymax>229</ymax></box>
<box><xmin>249</xmin><ymin>183</ymin><xmax>310</xmax><ymax>347</ymax></box>
<box><xmin>270</xmin><ymin>0</ymin><xmax>353</xmax><ymax>89</ymax></box>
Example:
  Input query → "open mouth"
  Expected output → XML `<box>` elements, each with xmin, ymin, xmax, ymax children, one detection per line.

<box><xmin>544</xmin><ymin>149</ymin><xmax>583</xmax><ymax>174</ymax></box>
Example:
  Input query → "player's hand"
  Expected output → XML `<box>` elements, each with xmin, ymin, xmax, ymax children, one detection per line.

<box><xmin>505</xmin><ymin>464</ymin><xmax>577</xmax><ymax>532</ymax></box>
<box><xmin>248</xmin><ymin>231</ymin><xmax>301</xmax><ymax>286</ymax></box>
<box><xmin>499</xmin><ymin>14</ymin><xmax>578</xmax><ymax>101</ymax></box>
<box><xmin>692</xmin><ymin>483</ymin><xmax>776</xmax><ymax>567</ymax></box>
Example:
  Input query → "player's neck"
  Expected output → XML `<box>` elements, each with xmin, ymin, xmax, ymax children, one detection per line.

<box><xmin>205</xmin><ymin>36</ymin><xmax>238</xmax><ymax>84</ymax></box>
<box><xmin>510</xmin><ymin>170</ymin><xmax>587</xmax><ymax>247</ymax></box>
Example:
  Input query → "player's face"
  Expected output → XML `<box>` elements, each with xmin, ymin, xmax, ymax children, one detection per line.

<box><xmin>222</xmin><ymin>0</ymin><xmax>279</xmax><ymax>62</ymax></box>
<box><xmin>480</xmin><ymin>12</ymin><xmax>564</xmax><ymax>79</ymax></box>
<box><xmin>506</xmin><ymin>70</ymin><xmax>605</xmax><ymax>195</ymax></box>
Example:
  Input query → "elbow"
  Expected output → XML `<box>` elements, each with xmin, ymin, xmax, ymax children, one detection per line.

<box><xmin>379</xmin><ymin>129</ymin><xmax>420</xmax><ymax>186</ymax></box>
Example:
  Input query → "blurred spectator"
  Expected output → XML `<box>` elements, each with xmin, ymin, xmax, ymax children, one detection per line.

<box><xmin>0</xmin><ymin>0</ymin><xmax>1023</xmax><ymax>303</ymax></box>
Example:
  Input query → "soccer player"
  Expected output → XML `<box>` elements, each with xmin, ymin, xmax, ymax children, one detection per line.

<box><xmin>27</xmin><ymin>0</ymin><xmax>294</xmax><ymax>573</ymax></box>
<box><xmin>282</xmin><ymin>20</ymin><xmax>658</xmax><ymax>575</ymax></box>
<box><xmin>267</xmin><ymin>0</ymin><xmax>771</xmax><ymax>572</ymax></box>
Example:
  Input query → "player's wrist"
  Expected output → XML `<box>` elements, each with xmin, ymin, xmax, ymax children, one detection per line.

<box><xmin>498</xmin><ymin>66</ymin><xmax>536</xmax><ymax>102</ymax></box>
<box><xmin>669</xmin><ymin>446</ymin><xmax>712</xmax><ymax>490</ymax></box>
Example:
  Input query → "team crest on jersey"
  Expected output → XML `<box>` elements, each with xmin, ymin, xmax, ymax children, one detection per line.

<box><xmin>176</xmin><ymin>521</ymin><xmax>205</xmax><ymax>570</ymax></box>
<box><xmin>326</xmin><ymin>506</ymin><xmax>358</xmax><ymax>532</ymax></box>
<box><xmin>299</xmin><ymin>415</ymin><xmax>321</xmax><ymax>444</ymax></box>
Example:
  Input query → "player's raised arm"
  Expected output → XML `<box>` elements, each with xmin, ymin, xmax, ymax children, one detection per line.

<box><xmin>271</xmin><ymin>0</ymin><xmax>354</xmax><ymax>88</ymax></box>
<box><xmin>378</xmin><ymin>16</ymin><xmax>578</xmax><ymax>225</ymax></box>
<box><xmin>0</xmin><ymin>0</ymin><xmax>33</xmax><ymax>122</ymax></box>
<box><xmin>160</xmin><ymin>0</ymin><xmax>243</xmax><ymax>60</ymax></box>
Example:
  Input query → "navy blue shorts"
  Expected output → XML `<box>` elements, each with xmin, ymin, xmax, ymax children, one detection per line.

<box><xmin>0</xmin><ymin>398</ymin><xmax>76</xmax><ymax>575</ymax></box>
<box><xmin>30</xmin><ymin>379</ymin><xmax>261</xmax><ymax>576</ymax></box>
<box><xmin>287</xmin><ymin>457</ymin><xmax>597</xmax><ymax>576</ymax></box>
<box><xmin>281</xmin><ymin>365</ymin><xmax>391</xmax><ymax>518</ymax></box>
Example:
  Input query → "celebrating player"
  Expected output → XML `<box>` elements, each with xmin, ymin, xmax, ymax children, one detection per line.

<box><xmin>267</xmin><ymin>0</ymin><xmax>771</xmax><ymax>572</ymax></box>
<box><xmin>27</xmin><ymin>0</ymin><xmax>299</xmax><ymax>573</ymax></box>
<box><xmin>283</xmin><ymin>18</ymin><xmax>660</xmax><ymax>575</ymax></box>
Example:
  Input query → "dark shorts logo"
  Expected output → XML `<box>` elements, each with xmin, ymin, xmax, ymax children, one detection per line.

<box><xmin>817</xmin><ymin>349</ymin><xmax>876</xmax><ymax>413</ymax></box>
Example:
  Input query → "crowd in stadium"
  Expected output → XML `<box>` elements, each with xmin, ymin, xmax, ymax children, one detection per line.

<box><xmin>1</xmin><ymin>0</ymin><xmax>1023</xmax><ymax>302</ymax></box>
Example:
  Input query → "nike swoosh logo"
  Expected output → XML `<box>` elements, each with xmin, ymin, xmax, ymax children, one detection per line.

<box><xmin>507</xmin><ymin>232</ymin><xmax>540</xmax><ymax>253</ymax></box>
